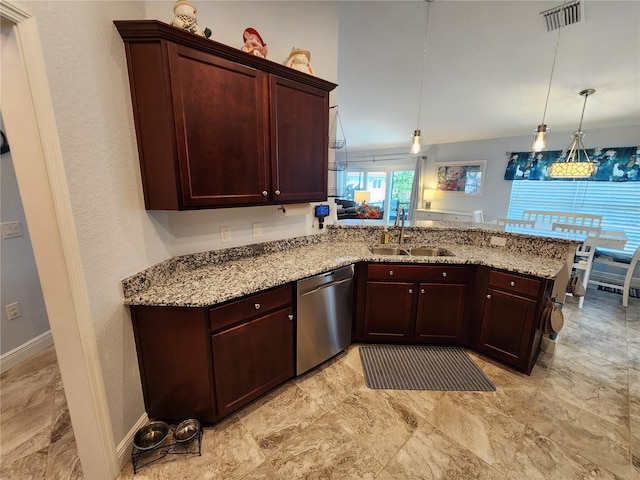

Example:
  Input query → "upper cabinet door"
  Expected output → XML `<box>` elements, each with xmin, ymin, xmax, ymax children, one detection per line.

<box><xmin>269</xmin><ymin>76</ymin><xmax>329</xmax><ymax>203</ymax></box>
<box><xmin>170</xmin><ymin>45</ymin><xmax>269</xmax><ymax>207</ymax></box>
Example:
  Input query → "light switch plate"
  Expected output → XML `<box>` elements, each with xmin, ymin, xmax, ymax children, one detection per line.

<box><xmin>252</xmin><ymin>223</ymin><xmax>262</xmax><ymax>238</ymax></box>
<box><xmin>6</xmin><ymin>302</ymin><xmax>21</xmax><ymax>320</ymax></box>
<box><xmin>1</xmin><ymin>221</ymin><xmax>22</xmax><ymax>239</ymax></box>
<box><xmin>220</xmin><ymin>226</ymin><xmax>231</xmax><ymax>243</ymax></box>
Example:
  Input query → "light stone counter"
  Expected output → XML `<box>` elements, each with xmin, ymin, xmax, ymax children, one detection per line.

<box><xmin>123</xmin><ymin>224</ymin><xmax>576</xmax><ymax>308</ymax></box>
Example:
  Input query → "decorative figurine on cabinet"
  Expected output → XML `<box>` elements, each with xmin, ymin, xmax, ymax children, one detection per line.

<box><xmin>241</xmin><ymin>28</ymin><xmax>268</xmax><ymax>58</ymax></box>
<box><xmin>285</xmin><ymin>47</ymin><xmax>314</xmax><ymax>75</ymax></box>
<box><xmin>170</xmin><ymin>0</ymin><xmax>211</xmax><ymax>38</ymax></box>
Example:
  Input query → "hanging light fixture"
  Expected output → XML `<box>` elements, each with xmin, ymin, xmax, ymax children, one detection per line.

<box><xmin>531</xmin><ymin>2</ymin><xmax>564</xmax><ymax>152</ymax></box>
<box><xmin>547</xmin><ymin>88</ymin><xmax>597</xmax><ymax>178</ymax></box>
<box><xmin>410</xmin><ymin>0</ymin><xmax>433</xmax><ymax>155</ymax></box>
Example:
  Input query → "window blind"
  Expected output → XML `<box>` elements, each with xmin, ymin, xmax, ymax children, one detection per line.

<box><xmin>507</xmin><ymin>181</ymin><xmax>640</xmax><ymax>254</ymax></box>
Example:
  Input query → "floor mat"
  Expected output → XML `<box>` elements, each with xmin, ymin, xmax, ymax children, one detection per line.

<box><xmin>359</xmin><ymin>345</ymin><xmax>495</xmax><ymax>391</ymax></box>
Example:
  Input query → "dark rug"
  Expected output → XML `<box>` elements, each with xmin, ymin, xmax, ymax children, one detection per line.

<box><xmin>359</xmin><ymin>345</ymin><xmax>495</xmax><ymax>391</ymax></box>
<box><xmin>597</xmin><ymin>286</ymin><xmax>640</xmax><ymax>298</ymax></box>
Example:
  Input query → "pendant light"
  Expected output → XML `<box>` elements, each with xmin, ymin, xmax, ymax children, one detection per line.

<box><xmin>531</xmin><ymin>3</ymin><xmax>564</xmax><ymax>152</ymax></box>
<box><xmin>410</xmin><ymin>0</ymin><xmax>433</xmax><ymax>155</ymax></box>
<box><xmin>547</xmin><ymin>89</ymin><xmax>597</xmax><ymax>178</ymax></box>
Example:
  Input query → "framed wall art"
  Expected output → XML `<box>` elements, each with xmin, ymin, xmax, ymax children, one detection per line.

<box><xmin>435</xmin><ymin>160</ymin><xmax>486</xmax><ymax>195</ymax></box>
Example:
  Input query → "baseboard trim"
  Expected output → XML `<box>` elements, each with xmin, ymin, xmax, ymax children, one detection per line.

<box><xmin>116</xmin><ymin>412</ymin><xmax>149</xmax><ymax>468</ymax></box>
<box><xmin>0</xmin><ymin>330</ymin><xmax>53</xmax><ymax>374</ymax></box>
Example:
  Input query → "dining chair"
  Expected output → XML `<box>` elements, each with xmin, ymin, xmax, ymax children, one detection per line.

<box><xmin>523</xmin><ymin>211</ymin><xmax>603</xmax><ymax>229</ymax></box>
<box><xmin>496</xmin><ymin>218</ymin><xmax>535</xmax><ymax>230</ymax></box>
<box><xmin>588</xmin><ymin>245</ymin><xmax>640</xmax><ymax>307</ymax></box>
<box><xmin>552</xmin><ymin>223</ymin><xmax>602</xmax><ymax>308</ymax></box>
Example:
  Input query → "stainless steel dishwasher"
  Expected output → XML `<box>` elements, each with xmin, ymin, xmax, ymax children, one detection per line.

<box><xmin>296</xmin><ymin>265</ymin><xmax>354</xmax><ymax>375</ymax></box>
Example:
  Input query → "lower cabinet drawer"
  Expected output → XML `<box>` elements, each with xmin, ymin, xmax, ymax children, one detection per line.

<box><xmin>488</xmin><ymin>270</ymin><xmax>541</xmax><ymax>298</ymax></box>
<box><xmin>209</xmin><ymin>285</ymin><xmax>292</xmax><ymax>332</ymax></box>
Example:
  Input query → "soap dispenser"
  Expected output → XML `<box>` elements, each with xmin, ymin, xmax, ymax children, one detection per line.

<box><xmin>380</xmin><ymin>227</ymin><xmax>390</xmax><ymax>244</ymax></box>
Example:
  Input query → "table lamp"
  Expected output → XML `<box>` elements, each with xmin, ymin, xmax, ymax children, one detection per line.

<box><xmin>354</xmin><ymin>191</ymin><xmax>371</xmax><ymax>205</ymax></box>
<box><xmin>423</xmin><ymin>188</ymin><xmax>435</xmax><ymax>209</ymax></box>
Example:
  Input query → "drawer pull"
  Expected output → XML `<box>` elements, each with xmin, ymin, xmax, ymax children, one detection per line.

<box><xmin>421</xmin><ymin>288</ymin><xmax>425</xmax><ymax>294</ymax></box>
<box><xmin>408</xmin><ymin>288</ymin><xmax>413</xmax><ymax>294</ymax></box>
<box><xmin>254</xmin><ymin>303</ymin><xmax>261</xmax><ymax>310</ymax></box>
<box><xmin>389</xmin><ymin>270</ymin><xmax>394</xmax><ymax>276</ymax></box>
<box><xmin>486</xmin><ymin>294</ymin><xmax>492</xmax><ymax>299</ymax></box>
<box><xmin>510</xmin><ymin>281</ymin><xmax>515</xmax><ymax>287</ymax></box>
<box><xmin>442</xmin><ymin>272</ymin><xmax>447</xmax><ymax>277</ymax></box>
<box><xmin>288</xmin><ymin>314</ymin><xmax>294</xmax><ymax>321</ymax></box>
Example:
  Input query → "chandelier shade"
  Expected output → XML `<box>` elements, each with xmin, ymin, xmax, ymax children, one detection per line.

<box><xmin>547</xmin><ymin>89</ymin><xmax>597</xmax><ymax>179</ymax></box>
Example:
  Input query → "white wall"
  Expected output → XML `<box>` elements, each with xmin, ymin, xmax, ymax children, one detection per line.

<box><xmin>21</xmin><ymin>0</ymin><xmax>338</xmax><ymax>448</ymax></box>
<box><xmin>420</xmin><ymin>124</ymin><xmax>640</xmax><ymax>222</ymax></box>
<box><xmin>0</xmin><ymin>117</ymin><xmax>50</xmax><ymax>358</ymax></box>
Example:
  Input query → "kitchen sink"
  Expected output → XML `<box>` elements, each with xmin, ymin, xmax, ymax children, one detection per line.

<box><xmin>409</xmin><ymin>247</ymin><xmax>454</xmax><ymax>257</ymax></box>
<box><xmin>370</xmin><ymin>246</ymin><xmax>410</xmax><ymax>256</ymax></box>
<box><xmin>370</xmin><ymin>246</ymin><xmax>454</xmax><ymax>257</ymax></box>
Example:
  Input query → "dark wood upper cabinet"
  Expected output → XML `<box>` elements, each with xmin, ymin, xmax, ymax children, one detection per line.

<box><xmin>115</xmin><ymin>20</ymin><xmax>336</xmax><ymax>210</ymax></box>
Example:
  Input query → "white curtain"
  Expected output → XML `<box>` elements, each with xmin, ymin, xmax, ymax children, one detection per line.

<box><xmin>408</xmin><ymin>155</ymin><xmax>427</xmax><ymax>222</ymax></box>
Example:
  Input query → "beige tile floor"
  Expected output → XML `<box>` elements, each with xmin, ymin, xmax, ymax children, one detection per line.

<box><xmin>2</xmin><ymin>284</ymin><xmax>638</xmax><ymax>479</ymax></box>
<box><xmin>0</xmin><ymin>344</ymin><xmax>83</xmax><ymax>479</ymax></box>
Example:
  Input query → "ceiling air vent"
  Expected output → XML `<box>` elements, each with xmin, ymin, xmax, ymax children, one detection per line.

<box><xmin>541</xmin><ymin>0</ymin><xmax>583</xmax><ymax>32</ymax></box>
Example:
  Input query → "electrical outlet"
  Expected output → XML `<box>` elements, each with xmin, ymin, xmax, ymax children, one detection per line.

<box><xmin>220</xmin><ymin>226</ymin><xmax>231</xmax><ymax>243</ymax></box>
<box><xmin>6</xmin><ymin>302</ymin><xmax>21</xmax><ymax>320</ymax></box>
<box><xmin>1</xmin><ymin>221</ymin><xmax>22</xmax><ymax>239</ymax></box>
<box><xmin>490</xmin><ymin>236</ymin><xmax>507</xmax><ymax>247</ymax></box>
<box><xmin>252</xmin><ymin>223</ymin><xmax>262</xmax><ymax>238</ymax></box>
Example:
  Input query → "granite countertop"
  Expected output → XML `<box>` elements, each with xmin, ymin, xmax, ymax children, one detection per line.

<box><xmin>123</xmin><ymin>224</ymin><xmax>572</xmax><ymax>307</ymax></box>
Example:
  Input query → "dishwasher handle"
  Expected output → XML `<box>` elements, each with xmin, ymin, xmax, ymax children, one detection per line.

<box><xmin>298</xmin><ymin>276</ymin><xmax>353</xmax><ymax>297</ymax></box>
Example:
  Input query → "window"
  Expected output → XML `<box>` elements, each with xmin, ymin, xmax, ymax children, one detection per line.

<box><xmin>342</xmin><ymin>167</ymin><xmax>415</xmax><ymax>224</ymax></box>
<box><xmin>507</xmin><ymin>181</ymin><xmax>640</xmax><ymax>254</ymax></box>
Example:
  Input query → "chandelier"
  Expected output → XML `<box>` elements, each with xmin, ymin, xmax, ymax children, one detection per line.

<box><xmin>547</xmin><ymin>89</ymin><xmax>597</xmax><ymax>178</ymax></box>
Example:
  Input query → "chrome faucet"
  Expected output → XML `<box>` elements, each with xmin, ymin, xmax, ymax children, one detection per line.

<box><xmin>398</xmin><ymin>207</ymin><xmax>406</xmax><ymax>245</ymax></box>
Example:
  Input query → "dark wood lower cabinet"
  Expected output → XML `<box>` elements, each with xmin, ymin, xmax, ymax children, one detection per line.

<box><xmin>415</xmin><ymin>283</ymin><xmax>467</xmax><ymax>344</ymax></box>
<box><xmin>130</xmin><ymin>285</ymin><xmax>294</xmax><ymax>423</ymax></box>
<box><xmin>475</xmin><ymin>268</ymin><xmax>550</xmax><ymax>374</ymax></box>
<box><xmin>363</xmin><ymin>281</ymin><xmax>415</xmax><ymax>341</ymax></box>
<box><xmin>130</xmin><ymin>263</ymin><xmax>552</xmax><ymax>424</ymax></box>
<box><xmin>212</xmin><ymin>308</ymin><xmax>294</xmax><ymax>417</ymax></box>
<box><xmin>356</xmin><ymin>263</ymin><xmax>471</xmax><ymax>345</ymax></box>
<box><xmin>130</xmin><ymin>306</ymin><xmax>215</xmax><ymax>422</ymax></box>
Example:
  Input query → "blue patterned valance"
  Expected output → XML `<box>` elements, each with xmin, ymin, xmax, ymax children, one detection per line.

<box><xmin>504</xmin><ymin>146</ymin><xmax>640</xmax><ymax>181</ymax></box>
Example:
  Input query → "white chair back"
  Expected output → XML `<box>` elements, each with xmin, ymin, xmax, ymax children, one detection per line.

<box><xmin>523</xmin><ymin>210</ymin><xmax>602</xmax><ymax>229</ymax></box>
<box><xmin>496</xmin><ymin>218</ymin><xmax>535</xmax><ymax>230</ymax></box>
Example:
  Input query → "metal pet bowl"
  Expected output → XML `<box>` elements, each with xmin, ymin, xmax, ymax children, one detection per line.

<box><xmin>133</xmin><ymin>421</ymin><xmax>169</xmax><ymax>451</ymax></box>
<box><xmin>173</xmin><ymin>419</ymin><xmax>201</xmax><ymax>444</ymax></box>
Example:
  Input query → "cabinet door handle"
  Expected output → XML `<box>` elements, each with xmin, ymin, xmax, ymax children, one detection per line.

<box><xmin>420</xmin><ymin>288</ymin><xmax>425</xmax><ymax>294</ymax></box>
<box><xmin>486</xmin><ymin>294</ymin><xmax>491</xmax><ymax>299</ymax></box>
<box><xmin>254</xmin><ymin>303</ymin><xmax>261</xmax><ymax>310</ymax></box>
<box><xmin>510</xmin><ymin>281</ymin><xmax>515</xmax><ymax>287</ymax></box>
<box><xmin>262</xmin><ymin>191</ymin><xmax>268</xmax><ymax>196</ymax></box>
<box><xmin>275</xmin><ymin>190</ymin><xmax>281</xmax><ymax>195</ymax></box>
<box><xmin>442</xmin><ymin>272</ymin><xmax>447</xmax><ymax>277</ymax></box>
<box><xmin>288</xmin><ymin>314</ymin><xmax>294</xmax><ymax>321</ymax></box>
<box><xmin>408</xmin><ymin>288</ymin><xmax>413</xmax><ymax>294</ymax></box>
<box><xmin>389</xmin><ymin>270</ymin><xmax>394</xmax><ymax>276</ymax></box>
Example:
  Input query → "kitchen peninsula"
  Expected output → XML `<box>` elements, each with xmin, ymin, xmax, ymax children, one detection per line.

<box><xmin>122</xmin><ymin>223</ymin><xmax>575</xmax><ymax>423</ymax></box>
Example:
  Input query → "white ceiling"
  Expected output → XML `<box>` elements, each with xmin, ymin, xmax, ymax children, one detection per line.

<box><xmin>336</xmin><ymin>0</ymin><xmax>640</xmax><ymax>152</ymax></box>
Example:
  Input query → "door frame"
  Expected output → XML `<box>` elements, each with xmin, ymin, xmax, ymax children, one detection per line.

<box><xmin>0</xmin><ymin>1</ymin><xmax>118</xmax><ymax>478</ymax></box>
